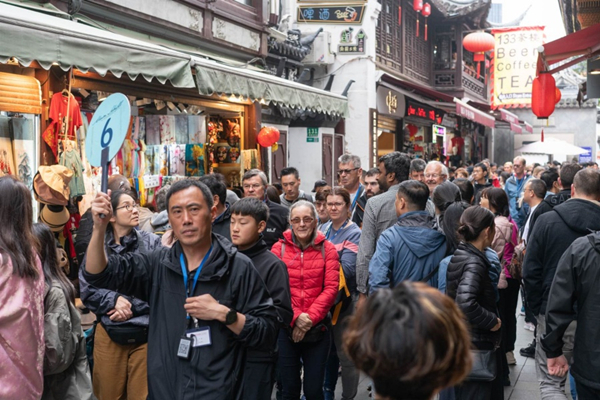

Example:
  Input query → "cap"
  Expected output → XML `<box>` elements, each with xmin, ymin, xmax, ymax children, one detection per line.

<box><xmin>312</xmin><ymin>180</ymin><xmax>328</xmax><ymax>193</ymax></box>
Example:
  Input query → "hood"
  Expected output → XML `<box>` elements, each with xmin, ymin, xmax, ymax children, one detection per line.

<box><xmin>151</xmin><ymin>210</ymin><xmax>170</xmax><ymax>229</ymax></box>
<box><xmin>554</xmin><ymin>199</ymin><xmax>600</xmax><ymax>234</ymax></box>
<box><xmin>588</xmin><ymin>232</ymin><xmax>600</xmax><ymax>252</ymax></box>
<box><xmin>396</xmin><ymin>211</ymin><xmax>446</xmax><ymax>258</ymax></box>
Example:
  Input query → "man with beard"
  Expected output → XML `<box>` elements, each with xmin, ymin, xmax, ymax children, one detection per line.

<box><xmin>355</xmin><ymin>152</ymin><xmax>411</xmax><ymax>310</ymax></box>
<box><xmin>352</xmin><ymin>168</ymin><xmax>381</xmax><ymax>228</ymax></box>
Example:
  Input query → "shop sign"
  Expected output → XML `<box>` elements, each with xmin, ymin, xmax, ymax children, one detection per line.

<box><xmin>376</xmin><ymin>86</ymin><xmax>405</xmax><ymax>118</ymax></box>
<box><xmin>579</xmin><ymin>146</ymin><xmax>593</xmax><ymax>163</ymax></box>
<box><xmin>297</xmin><ymin>4</ymin><xmax>366</xmax><ymax>24</ymax></box>
<box><xmin>307</xmin><ymin>127</ymin><xmax>319</xmax><ymax>143</ymax></box>
<box><xmin>338</xmin><ymin>28</ymin><xmax>366</xmax><ymax>54</ymax></box>
<box><xmin>406</xmin><ymin>100</ymin><xmax>442</xmax><ymax>124</ymax></box>
<box><xmin>433</xmin><ymin>125</ymin><xmax>446</xmax><ymax>137</ymax></box>
<box><xmin>491</xmin><ymin>27</ymin><xmax>545</xmax><ymax>108</ymax></box>
<box><xmin>454</xmin><ymin>100</ymin><xmax>496</xmax><ymax>128</ymax></box>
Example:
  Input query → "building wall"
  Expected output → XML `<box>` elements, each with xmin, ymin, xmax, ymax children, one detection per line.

<box><xmin>513</xmin><ymin>107</ymin><xmax>597</xmax><ymax>163</ymax></box>
<box><xmin>288</xmin><ymin>126</ymin><xmax>334</xmax><ymax>194</ymax></box>
<box><xmin>492</xmin><ymin>127</ymin><xmax>515</xmax><ymax>164</ymax></box>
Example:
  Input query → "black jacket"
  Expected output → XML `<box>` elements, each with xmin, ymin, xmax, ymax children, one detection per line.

<box><xmin>352</xmin><ymin>193</ymin><xmax>367</xmax><ymax>228</ymax></box>
<box><xmin>82</xmin><ymin>234</ymin><xmax>278</xmax><ymax>400</ymax></box>
<box><xmin>523</xmin><ymin>199</ymin><xmax>600</xmax><ymax>316</ymax></box>
<box><xmin>542</xmin><ymin>232</ymin><xmax>600</xmax><ymax>389</ymax></box>
<box><xmin>527</xmin><ymin>189</ymin><xmax>571</xmax><ymax>242</ymax></box>
<box><xmin>446</xmin><ymin>242</ymin><xmax>500</xmax><ymax>346</ymax></box>
<box><xmin>264</xmin><ymin>199</ymin><xmax>289</xmax><ymax>249</ymax></box>
<box><xmin>473</xmin><ymin>180</ymin><xmax>493</xmax><ymax>205</ymax></box>
<box><xmin>239</xmin><ymin>239</ymin><xmax>293</xmax><ymax>362</ymax></box>
<box><xmin>212</xmin><ymin>203</ymin><xmax>232</xmax><ymax>241</ymax></box>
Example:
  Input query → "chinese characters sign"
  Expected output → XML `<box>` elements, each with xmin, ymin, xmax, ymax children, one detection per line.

<box><xmin>307</xmin><ymin>127</ymin><xmax>319</xmax><ymax>143</ymax></box>
<box><xmin>338</xmin><ymin>28</ymin><xmax>366</xmax><ymax>54</ymax></box>
<box><xmin>297</xmin><ymin>4</ymin><xmax>366</xmax><ymax>24</ymax></box>
<box><xmin>492</xmin><ymin>27</ymin><xmax>545</xmax><ymax>108</ymax></box>
<box><xmin>406</xmin><ymin>101</ymin><xmax>443</xmax><ymax>124</ymax></box>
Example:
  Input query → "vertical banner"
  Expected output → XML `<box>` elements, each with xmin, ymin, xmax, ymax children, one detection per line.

<box><xmin>491</xmin><ymin>27</ymin><xmax>545</xmax><ymax>109</ymax></box>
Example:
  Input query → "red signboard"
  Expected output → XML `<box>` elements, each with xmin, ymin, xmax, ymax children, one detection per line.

<box><xmin>406</xmin><ymin>100</ymin><xmax>443</xmax><ymax>124</ymax></box>
<box><xmin>510</xmin><ymin>123</ymin><xmax>523</xmax><ymax>134</ymax></box>
<box><xmin>500</xmin><ymin>109</ymin><xmax>519</xmax><ymax>125</ymax></box>
<box><xmin>455</xmin><ymin>100</ymin><xmax>495</xmax><ymax>128</ymax></box>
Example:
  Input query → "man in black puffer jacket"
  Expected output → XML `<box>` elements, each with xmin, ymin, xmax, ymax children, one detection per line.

<box><xmin>542</xmin><ymin>231</ymin><xmax>600</xmax><ymax>398</ymax></box>
<box><xmin>523</xmin><ymin>168</ymin><xmax>600</xmax><ymax>399</ymax></box>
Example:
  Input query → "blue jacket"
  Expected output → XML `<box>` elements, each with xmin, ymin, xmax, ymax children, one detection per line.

<box><xmin>369</xmin><ymin>211</ymin><xmax>446</xmax><ymax>294</ymax></box>
<box><xmin>504</xmin><ymin>174</ymin><xmax>530</xmax><ymax>229</ymax></box>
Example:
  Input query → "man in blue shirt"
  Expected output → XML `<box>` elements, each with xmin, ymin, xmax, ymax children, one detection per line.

<box><xmin>504</xmin><ymin>156</ymin><xmax>530</xmax><ymax>229</ymax></box>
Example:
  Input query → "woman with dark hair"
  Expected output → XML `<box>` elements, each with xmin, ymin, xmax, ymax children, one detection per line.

<box><xmin>344</xmin><ymin>281</ymin><xmax>473</xmax><ymax>400</ymax></box>
<box><xmin>499</xmin><ymin>172</ymin><xmax>512</xmax><ymax>189</ymax></box>
<box><xmin>432</xmin><ymin>181</ymin><xmax>462</xmax><ymax>231</ymax></box>
<box><xmin>80</xmin><ymin>190</ymin><xmax>162</xmax><ymax>400</ymax></box>
<box><xmin>272</xmin><ymin>200</ymin><xmax>339</xmax><ymax>400</ymax></box>
<box><xmin>453</xmin><ymin>178</ymin><xmax>475</xmax><ymax>204</ymax></box>
<box><xmin>446</xmin><ymin>206</ymin><xmax>503</xmax><ymax>399</ymax></box>
<box><xmin>33</xmin><ymin>223</ymin><xmax>95</xmax><ymax>400</ymax></box>
<box><xmin>0</xmin><ymin>176</ymin><xmax>45</xmax><ymax>399</ymax></box>
<box><xmin>480</xmin><ymin>187</ymin><xmax>520</xmax><ymax>370</ymax></box>
<box><xmin>321</xmin><ymin>187</ymin><xmax>361</xmax><ymax>400</ymax></box>
<box><xmin>266</xmin><ymin>185</ymin><xmax>281</xmax><ymax>204</ymax></box>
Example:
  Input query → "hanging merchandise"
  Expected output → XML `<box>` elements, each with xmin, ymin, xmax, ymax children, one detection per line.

<box><xmin>10</xmin><ymin>117</ymin><xmax>35</xmax><ymax>190</ymax></box>
<box><xmin>159</xmin><ymin>115</ymin><xmax>176</xmax><ymax>144</ymax></box>
<box><xmin>145</xmin><ymin>115</ymin><xmax>160</xmax><ymax>145</ymax></box>
<box><xmin>0</xmin><ymin>116</ymin><xmax>16</xmax><ymax>175</ymax></box>
<box><xmin>462</xmin><ymin>31</ymin><xmax>495</xmax><ymax>78</ymax></box>
<box><xmin>158</xmin><ymin>144</ymin><xmax>169</xmax><ymax>176</ymax></box>
<box><xmin>185</xmin><ymin>144</ymin><xmax>205</xmax><ymax>177</ymax></box>
<box><xmin>169</xmin><ymin>144</ymin><xmax>185</xmax><ymax>176</ymax></box>
<box><xmin>422</xmin><ymin>3</ymin><xmax>431</xmax><ymax>41</ymax></box>
<box><xmin>174</xmin><ymin>115</ymin><xmax>188</xmax><ymax>144</ymax></box>
<box><xmin>33</xmin><ymin>165</ymin><xmax>73</xmax><ymax>206</ymax></box>
<box><xmin>188</xmin><ymin>115</ymin><xmax>206</xmax><ymax>143</ymax></box>
<box><xmin>145</xmin><ymin>145</ymin><xmax>156</xmax><ymax>175</ymax></box>
<box><xmin>49</xmin><ymin>91</ymin><xmax>82</xmax><ymax>140</ymax></box>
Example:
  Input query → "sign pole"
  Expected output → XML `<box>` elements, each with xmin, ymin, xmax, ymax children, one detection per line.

<box><xmin>100</xmin><ymin>147</ymin><xmax>110</xmax><ymax>193</ymax></box>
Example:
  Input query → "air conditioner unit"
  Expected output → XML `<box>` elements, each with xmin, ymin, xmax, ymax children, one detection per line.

<box><xmin>303</xmin><ymin>31</ymin><xmax>334</xmax><ymax>65</ymax></box>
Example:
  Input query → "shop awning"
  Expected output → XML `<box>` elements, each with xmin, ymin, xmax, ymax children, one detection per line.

<box><xmin>499</xmin><ymin>109</ymin><xmax>523</xmax><ymax>133</ymax></box>
<box><xmin>537</xmin><ymin>23</ymin><xmax>600</xmax><ymax>75</ymax></box>
<box><xmin>454</xmin><ymin>98</ymin><xmax>496</xmax><ymax>128</ymax></box>
<box><xmin>0</xmin><ymin>2</ymin><xmax>195</xmax><ymax>88</ymax></box>
<box><xmin>192</xmin><ymin>57</ymin><xmax>349</xmax><ymax>118</ymax></box>
<box><xmin>0</xmin><ymin>72</ymin><xmax>42</xmax><ymax>114</ymax></box>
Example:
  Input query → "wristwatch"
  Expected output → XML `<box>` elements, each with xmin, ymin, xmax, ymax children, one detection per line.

<box><xmin>225</xmin><ymin>308</ymin><xmax>238</xmax><ymax>325</ymax></box>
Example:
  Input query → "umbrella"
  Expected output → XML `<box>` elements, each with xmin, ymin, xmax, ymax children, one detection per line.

<box><xmin>516</xmin><ymin>137</ymin><xmax>589</xmax><ymax>155</ymax></box>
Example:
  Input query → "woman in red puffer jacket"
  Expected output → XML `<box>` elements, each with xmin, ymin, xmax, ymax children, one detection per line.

<box><xmin>272</xmin><ymin>200</ymin><xmax>339</xmax><ymax>400</ymax></box>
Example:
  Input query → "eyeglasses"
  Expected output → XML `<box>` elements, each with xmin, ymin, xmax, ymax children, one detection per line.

<box><xmin>338</xmin><ymin>167</ymin><xmax>359</xmax><ymax>175</ymax></box>
<box><xmin>326</xmin><ymin>202</ymin><xmax>346</xmax><ymax>209</ymax></box>
<box><xmin>115</xmin><ymin>203</ymin><xmax>139</xmax><ymax>212</ymax></box>
<box><xmin>242</xmin><ymin>184</ymin><xmax>263</xmax><ymax>190</ymax></box>
<box><xmin>290</xmin><ymin>217</ymin><xmax>315</xmax><ymax>225</ymax></box>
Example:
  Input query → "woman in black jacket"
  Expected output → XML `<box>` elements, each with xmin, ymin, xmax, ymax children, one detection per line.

<box><xmin>446</xmin><ymin>206</ymin><xmax>503</xmax><ymax>400</ymax></box>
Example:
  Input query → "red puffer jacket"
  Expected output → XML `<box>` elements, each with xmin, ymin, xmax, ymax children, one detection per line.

<box><xmin>271</xmin><ymin>230</ymin><xmax>339</xmax><ymax>326</ymax></box>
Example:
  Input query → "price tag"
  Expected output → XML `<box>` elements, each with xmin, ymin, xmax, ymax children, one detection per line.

<box><xmin>86</xmin><ymin>93</ymin><xmax>131</xmax><ymax>168</ymax></box>
<box><xmin>144</xmin><ymin>175</ymin><xmax>160</xmax><ymax>189</ymax></box>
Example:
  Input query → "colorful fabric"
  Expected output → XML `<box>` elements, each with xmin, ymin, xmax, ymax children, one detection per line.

<box><xmin>169</xmin><ymin>144</ymin><xmax>185</xmax><ymax>176</ymax></box>
<box><xmin>49</xmin><ymin>93</ymin><xmax>82</xmax><ymax>140</ymax></box>
<box><xmin>174</xmin><ymin>115</ymin><xmax>188</xmax><ymax>144</ymax></box>
<box><xmin>145</xmin><ymin>115</ymin><xmax>160</xmax><ymax>145</ymax></box>
<box><xmin>59</xmin><ymin>147</ymin><xmax>86</xmax><ymax>197</ymax></box>
<box><xmin>185</xmin><ymin>144</ymin><xmax>205</xmax><ymax>177</ymax></box>
<box><xmin>158</xmin><ymin>145</ymin><xmax>169</xmax><ymax>176</ymax></box>
<box><xmin>159</xmin><ymin>115</ymin><xmax>175</xmax><ymax>144</ymax></box>
<box><xmin>144</xmin><ymin>145</ymin><xmax>155</xmax><ymax>175</ymax></box>
<box><xmin>188</xmin><ymin>115</ymin><xmax>206</xmax><ymax>144</ymax></box>
<box><xmin>10</xmin><ymin>118</ymin><xmax>34</xmax><ymax>190</ymax></box>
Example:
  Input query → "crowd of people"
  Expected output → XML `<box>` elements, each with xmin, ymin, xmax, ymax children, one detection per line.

<box><xmin>1</xmin><ymin>152</ymin><xmax>600</xmax><ymax>400</ymax></box>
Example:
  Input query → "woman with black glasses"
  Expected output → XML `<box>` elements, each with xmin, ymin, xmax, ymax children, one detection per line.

<box><xmin>79</xmin><ymin>190</ymin><xmax>162</xmax><ymax>400</ymax></box>
<box><xmin>272</xmin><ymin>200</ymin><xmax>340</xmax><ymax>400</ymax></box>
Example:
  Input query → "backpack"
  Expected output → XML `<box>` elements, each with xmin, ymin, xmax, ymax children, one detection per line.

<box><xmin>508</xmin><ymin>241</ymin><xmax>525</xmax><ymax>281</ymax></box>
<box><xmin>281</xmin><ymin>241</ymin><xmax>351</xmax><ymax>325</ymax></box>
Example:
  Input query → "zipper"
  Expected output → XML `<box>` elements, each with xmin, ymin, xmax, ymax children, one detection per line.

<box><xmin>300</xmin><ymin>250</ymin><xmax>304</xmax><ymax>312</ymax></box>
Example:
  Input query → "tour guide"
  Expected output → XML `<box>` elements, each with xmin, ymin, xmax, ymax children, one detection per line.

<box><xmin>83</xmin><ymin>180</ymin><xmax>278</xmax><ymax>399</ymax></box>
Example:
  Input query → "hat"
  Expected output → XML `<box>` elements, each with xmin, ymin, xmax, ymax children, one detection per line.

<box><xmin>312</xmin><ymin>180</ymin><xmax>328</xmax><ymax>193</ymax></box>
<box><xmin>33</xmin><ymin>165</ymin><xmax>72</xmax><ymax>206</ymax></box>
<box><xmin>40</xmin><ymin>205</ymin><xmax>70</xmax><ymax>233</ymax></box>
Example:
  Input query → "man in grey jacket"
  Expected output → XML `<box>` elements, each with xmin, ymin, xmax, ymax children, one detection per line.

<box><xmin>355</xmin><ymin>151</ymin><xmax>411</xmax><ymax>309</ymax></box>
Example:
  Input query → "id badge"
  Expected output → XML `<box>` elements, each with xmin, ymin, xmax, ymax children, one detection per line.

<box><xmin>186</xmin><ymin>326</ymin><xmax>212</xmax><ymax>348</ymax></box>
<box><xmin>177</xmin><ymin>336</ymin><xmax>193</xmax><ymax>359</ymax></box>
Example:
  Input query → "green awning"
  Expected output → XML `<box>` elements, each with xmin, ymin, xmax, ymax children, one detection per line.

<box><xmin>193</xmin><ymin>58</ymin><xmax>349</xmax><ymax>118</ymax></box>
<box><xmin>0</xmin><ymin>2</ymin><xmax>195</xmax><ymax>88</ymax></box>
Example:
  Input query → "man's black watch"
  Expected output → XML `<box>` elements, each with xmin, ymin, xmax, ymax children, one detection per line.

<box><xmin>225</xmin><ymin>308</ymin><xmax>238</xmax><ymax>325</ymax></box>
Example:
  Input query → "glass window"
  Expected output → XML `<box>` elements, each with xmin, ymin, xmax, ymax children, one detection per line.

<box><xmin>233</xmin><ymin>0</ymin><xmax>252</xmax><ymax>5</ymax></box>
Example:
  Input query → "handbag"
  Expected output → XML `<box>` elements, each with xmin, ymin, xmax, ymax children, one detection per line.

<box><xmin>467</xmin><ymin>349</ymin><xmax>497</xmax><ymax>382</ymax></box>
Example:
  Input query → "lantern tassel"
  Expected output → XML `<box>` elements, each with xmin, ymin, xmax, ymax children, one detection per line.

<box><xmin>476</xmin><ymin>62</ymin><xmax>481</xmax><ymax>79</ymax></box>
<box><xmin>541</xmin><ymin>129</ymin><xmax>544</xmax><ymax>142</ymax></box>
<box><xmin>398</xmin><ymin>6</ymin><xmax>401</xmax><ymax>24</ymax></box>
<box><xmin>416</xmin><ymin>14</ymin><xmax>419</xmax><ymax>37</ymax></box>
<box><xmin>425</xmin><ymin>20</ymin><xmax>428</xmax><ymax>41</ymax></box>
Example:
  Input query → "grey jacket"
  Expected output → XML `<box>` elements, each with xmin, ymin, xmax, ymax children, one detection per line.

<box><xmin>42</xmin><ymin>281</ymin><xmax>95</xmax><ymax>400</ymax></box>
<box><xmin>356</xmin><ymin>183</ymin><xmax>400</xmax><ymax>294</ymax></box>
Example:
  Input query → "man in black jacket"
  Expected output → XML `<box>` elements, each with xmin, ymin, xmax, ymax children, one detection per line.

<box><xmin>242</xmin><ymin>169</ymin><xmax>289</xmax><ymax>248</ymax></box>
<box><xmin>542</xmin><ymin>231</ymin><xmax>600</xmax><ymax>399</ymax></box>
<box><xmin>83</xmin><ymin>180</ymin><xmax>278</xmax><ymax>400</ymax></box>
<box><xmin>523</xmin><ymin>168</ymin><xmax>600</xmax><ymax>399</ymax></box>
<box><xmin>529</xmin><ymin>163</ymin><xmax>582</xmax><ymax>225</ymax></box>
<box><xmin>352</xmin><ymin>167</ymin><xmax>380</xmax><ymax>228</ymax></box>
<box><xmin>200</xmin><ymin>174</ymin><xmax>232</xmax><ymax>241</ymax></box>
<box><xmin>230</xmin><ymin>198</ymin><xmax>293</xmax><ymax>400</ymax></box>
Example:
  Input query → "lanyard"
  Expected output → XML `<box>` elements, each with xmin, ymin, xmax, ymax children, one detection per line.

<box><xmin>180</xmin><ymin>245</ymin><xmax>213</xmax><ymax>300</ymax></box>
<box><xmin>351</xmin><ymin>184</ymin><xmax>362</xmax><ymax>211</ymax></box>
<box><xmin>326</xmin><ymin>219</ymin><xmax>349</xmax><ymax>242</ymax></box>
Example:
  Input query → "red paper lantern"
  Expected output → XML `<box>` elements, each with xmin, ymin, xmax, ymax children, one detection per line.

<box><xmin>413</xmin><ymin>0</ymin><xmax>423</xmax><ymax>37</ymax></box>
<box><xmin>555</xmin><ymin>87</ymin><xmax>562</xmax><ymax>104</ymax></box>
<box><xmin>422</xmin><ymin>3</ymin><xmax>431</xmax><ymax>41</ymax></box>
<box><xmin>531</xmin><ymin>73</ymin><xmax>556</xmax><ymax>119</ymax></box>
<box><xmin>257</xmin><ymin>126</ymin><xmax>280</xmax><ymax>147</ymax></box>
<box><xmin>463</xmin><ymin>31</ymin><xmax>495</xmax><ymax>78</ymax></box>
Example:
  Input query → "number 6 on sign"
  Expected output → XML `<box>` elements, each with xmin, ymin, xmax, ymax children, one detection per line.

<box><xmin>85</xmin><ymin>93</ymin><xmax>131</xmax><ymax>194</ymax></box>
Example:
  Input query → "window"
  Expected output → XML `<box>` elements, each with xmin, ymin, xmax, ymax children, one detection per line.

<box><xmin>233</xmin><ymin>0</ymin><xmax>253</xmax><ymax>5</ymax></box>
